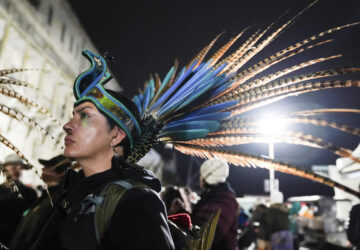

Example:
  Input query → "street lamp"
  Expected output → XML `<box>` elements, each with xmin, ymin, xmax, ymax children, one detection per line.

<box><xmin>257</xmin><ymin>114</ymin><xmax>286</xmax><ymax>203</ymax></box>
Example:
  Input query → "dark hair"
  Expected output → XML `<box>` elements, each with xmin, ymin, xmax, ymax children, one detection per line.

<box><xmin>160</xmin><ymin>186</ymin><xmax>183</xmax><ymax>212</ymax></box>
<box><xmin>102</xmin><ymin>89</ymin><xmax>141</xmax><ymax>160</ymax></box>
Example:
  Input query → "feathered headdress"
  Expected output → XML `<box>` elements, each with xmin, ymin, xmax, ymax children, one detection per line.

<box><xmin>130</xmin><ymin>1</ymin><xmax>359</xmax><ymax>197</ymax></box>
<box><xmin>73</xmin><ymin>50</ymin><xmax>141</xmax><ymax>148</ymax></box>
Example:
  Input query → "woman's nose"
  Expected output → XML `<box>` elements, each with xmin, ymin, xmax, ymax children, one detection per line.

<box><xmin>63</xmin><ymin>119</ymin><xmax>74</xmax><ymax>134</ymax></box>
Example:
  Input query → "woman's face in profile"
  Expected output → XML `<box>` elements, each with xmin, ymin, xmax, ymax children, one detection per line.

<box><xmin>63</xmin><ymin>102</ymin><xmax>114</xmax><ymax>161</ymax></box>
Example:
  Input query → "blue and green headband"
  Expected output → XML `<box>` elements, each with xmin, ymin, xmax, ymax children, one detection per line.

<box><xmin>73</xmin><ymin>50</ymin><xmax>141</xmax><ymax>148</ymax></box>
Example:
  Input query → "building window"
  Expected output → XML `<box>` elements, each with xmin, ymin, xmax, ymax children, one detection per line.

<box><xmin>28</xmin><ymin>0</ymin><xmax>41</xmax><ymax>9</ymax></box>
<box><xmin>61</xmin><ymin>23</ymin><xmax>66</xmax><ymax>43</ymax></box>
<box><xmin>47</xmin><ymin>6</ymin><xmax>53</xmax><ymax>26</ymax></box>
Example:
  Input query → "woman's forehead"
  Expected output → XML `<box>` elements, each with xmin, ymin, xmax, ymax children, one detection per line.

<box><xmin>73</xmin><ymin>101</ymin><xmax>97</xmax><ymax>112</ymax></box>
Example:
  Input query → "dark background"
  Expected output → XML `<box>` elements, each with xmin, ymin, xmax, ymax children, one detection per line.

<box><xmin>67</xmin><ymin>0</ymin><xmax>360</xmax><ymax>198</ymax></box>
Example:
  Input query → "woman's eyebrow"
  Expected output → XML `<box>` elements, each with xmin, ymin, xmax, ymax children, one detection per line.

<box><xmin>74</xmin><ymin>106</ymin><xmax>93</xmax><ymax>114</ymax></box>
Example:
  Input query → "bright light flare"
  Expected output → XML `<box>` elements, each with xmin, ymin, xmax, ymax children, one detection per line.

<box><xmin>257</xmin><ymin>114</ymin><xmax>286</xmax><ymax>136</ymax></box>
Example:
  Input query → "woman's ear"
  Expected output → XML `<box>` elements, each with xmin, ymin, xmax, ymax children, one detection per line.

<box><xmin>111</xmin><ymin>127</ymin><xmax>126</xmax><ymax>147</ymax></box>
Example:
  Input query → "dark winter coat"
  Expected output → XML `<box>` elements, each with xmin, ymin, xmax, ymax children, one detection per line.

<box><xmin>264</xmin><ymin>203</ymin><xmax>290</xmax><ymax>238</ymax></box>
<box><xmin>29</xmin><ymin>161</ymin><xmax>174</xmax><ymax>250</ymax></box>
<box><xmin>0</xmin><ymin>181</ymin><xmax>37</xmax><ymax>247</ymax></box>
<box><xmin>249</xmin><ymin>204</ymin><xmax>268</xmax><ymax>240</ymax></box>
<box><xmin>347</xmin><ymin>203</ymin><xmax>360</xmax><ymax>249</ymax></box>
<box><xmin>191</xmin><ymin>182</ymin><xmax>238</xmax><ymax>250</ymax></box>
<box><xmin>11</xmin><ymin>185</ymin><xmax>63</xmax><ymax>250</ymax></box>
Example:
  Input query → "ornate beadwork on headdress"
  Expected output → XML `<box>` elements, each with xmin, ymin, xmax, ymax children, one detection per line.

<box><xmin>73</xmin><ymin>50</ymin><xmax>141</xmax><ymax>148</ymax></box>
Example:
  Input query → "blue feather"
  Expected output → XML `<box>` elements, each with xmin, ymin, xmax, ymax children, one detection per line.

<box><xmin>151</xmin><ymin>66</ymin><xmax>175</xmax><ymax>105</ymax></box>
<box><xmin>161</xmin><ymin>61</ymin><xmax>212</xmax><ymax>106</ymax></box>
<box><xmin>185</xmin><ymin>101</ymin><xmax>238</xmax><ymax>117</ymax></box>
<box><xmin>132</xmin><ymin>95</ymin><xmax>142</xmax><ymax>114</ymax></box>
<box><xmin>168</xmin><ymin>112</ymin><xmax>231</xmax><ymax>126</ymax></box>
<box><xmin>163</xmin><ymin>120</ymin><xmax>220</xmax><ymax>133</ymax></box>
<box><xmin>142</xmin><ymin>79</ymin><xmax>152</xmax><ymax>112</ymax></box>
<box><xmin>163</xmin><ymin>70</ymin><xmax>225</xmax><ymax>114</ymax></box>
<box><xmin>149</xmin><ymin>79</ymin><xmax>155</xmax><ymax>100</ymax></box>
<box><xmin>149</xmin><ymin>67</ymin><xmax>186</xmax><ymax>112</ymax></box>
<box><xmin>210</xmin><ymin>63</ymin><xmax>227</xmax><ymax>78</ymax></box>
<box><xmin>138</xmin><ymin>93</ymin><xmax>144</xmax><ymax>113</ymax></box>
<box><xmin>158</xmin><ymin>61</ymin><xmax>214</xmax><ymax>116</ymax></box>
<box><xmin>212</xmin><ymin>72</ymin><xmax>235</xmax><ymax>89</ymax></box>
<box><xmin>160</xmin><ymin>129</ymin><xmax>210</xmax><ymax>141</ymax></box>
<box><xmin>150</xmin><ymin>61</ymin><xmax>195</xmax><ymax>111</ymax></box>
<box><xmin>174</xmin><ymin>75</ymin><xmax>225</xmax><ymax>112</ymax></box>
<box><xmin>210</xmin><ymin>79</ymin><xmax>236</xmax><ymax>98</ymax></box>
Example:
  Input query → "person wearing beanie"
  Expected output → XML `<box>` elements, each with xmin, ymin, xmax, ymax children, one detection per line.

<box><xmin>191</xmin><ymin>158</ymin><xmax>239</xmax><ymax>250</ymax></box>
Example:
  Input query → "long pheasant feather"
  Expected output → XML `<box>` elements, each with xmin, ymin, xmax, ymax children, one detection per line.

<box><xmin>0</xmin><ymin>104</ymin><xmax>61</xmax><ymax>145</ymax></box>
<box><xmin>292</xmin><ymin>108</ymin><xmax>360</xmax><ymax>116</ymax></box>
<box><xmin>0</xmin><ymin>78</ymin><xmax>37</xmax><ymax>89</ymax></box>
<box><xmin>229</xmin><ymin>80</ymin><xmax>360</xmax><ymax>115</ymax></box>
<box><xmin>176</xmin><ymin>131</ymin><xmax>357</xmax><ymax>162</ymax></box>
<box><xmin>0</xmin><ymin>87</ymin><xmax>60</xmax><ymax>125</ymax></box>
<box><xmin>208</xmin><ymin>28</ymin><xmax>249</xmax><ymax>67</ymax></box>
<box><xmin>213</xmin><ymin>116</ymin><xmax>360</xmax><ymax>137</ymax></box>
<box><xmin>0</xmin><ymin>68</ymin><xmax>42</xmax><ymax>77</ymax></box>
<box><xmin>186</xmin><ymin>32</ymin><xmax>224</xmax><ymax>69</ymax></box>
<box><xmin>208</xmin><ymin>52</ymin><xmax>341</xmax><ymax>106</ymax></box>
<box><xmin>209</xmin><ymin>22</ymin><xmax>360</xmax><ymax>103</ymax></box>
<box><xmin>0</xmin><ymin>134</ymin><xmax>34</xmax><ymax>169</ymax></box>
<box><xmin>173</xmin><ymin>144</ymin><xmax>360</xmax><ymax>197</ymax></box>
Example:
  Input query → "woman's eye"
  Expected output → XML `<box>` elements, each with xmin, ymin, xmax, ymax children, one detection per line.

<box><xmin>80</xmin><ymin>113</ymin><xmax>89</xmax><ymax>119</ymax></box>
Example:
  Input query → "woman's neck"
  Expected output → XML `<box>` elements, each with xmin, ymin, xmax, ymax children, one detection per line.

<box><xmin>78</xmin><ymin>151</ymin><xmax>114</xmax><ymax>177</ymax></box>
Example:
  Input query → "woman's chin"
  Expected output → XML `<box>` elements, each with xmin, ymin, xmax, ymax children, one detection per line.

<box><xmin>64</xmin><ymin>148</ymin><xmax>77</xmax><ymax>158</ymax></box>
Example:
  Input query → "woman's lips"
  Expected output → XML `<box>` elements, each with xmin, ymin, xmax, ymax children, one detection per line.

<box><xmin>64</xmin><ymin>137</ymin><xmax>75</xmax><ymax>145</ymax></box>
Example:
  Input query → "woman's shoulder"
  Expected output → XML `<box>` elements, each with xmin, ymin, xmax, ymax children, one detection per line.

<box><xmin>100</xmin><ymin>176</ymin><xmax>162</xmax><ymax>208</ymax></box>
<box><xmin>120</xmin><ymin>182</ymin><xmax>161</xmax><ymax>204</ymax></box>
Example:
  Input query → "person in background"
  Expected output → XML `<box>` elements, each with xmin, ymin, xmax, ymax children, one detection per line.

<box><xmin>191</xmin><ymin>158</ymin><xmax>239</xmax><ymax>250</ymax></box>
<box><xmin>11</xmin><ymin>155</ymin><xmax>71</xmax><ymax>250</ymax></box>
<box><xmin>237</xmin><ymin>205</ymin><xmax>257</xmax><ymax>249</ymax></box>
<box><xmin>161</xmin><ymin>186</ymin><xmax>188</xmax><ymax>215</ymax></box>
<box><xmin>249</xmin><ymin>204</ymin><xmax>269</xmax><ymax>250</ymax></box>
<box><xmin>346</xmin><ymin>185</ymin><xmax>360</xmax><ymax>250</ymax></box>
<box><xmin>288</xmin><ymin>201</ymin><xmax>301</xmax><ymax>249</ymax></box>
<box><xmin>0</xmin><ymin>154</ymin><xmax>37</xmax><ymax>247</ymax></box>
<box><xmin>237</xmin><ymin>205</ymin><xmax>249</xmax><ymax>230</ymax></box>
<box><xmin>265</xmin><ymin>203</ymin><xmax>293</xmax><ymax>250</ymax></box>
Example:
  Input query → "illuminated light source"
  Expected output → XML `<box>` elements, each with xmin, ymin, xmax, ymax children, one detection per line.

<box><xmin>257</xmin><ymin>114</ymin><xmax>286</xmax><ymax>137</ymax></box>
<box><xmin>257</xmin><ymin>113</ymin><xmax>286</xmax><ymax>203</ymax></box>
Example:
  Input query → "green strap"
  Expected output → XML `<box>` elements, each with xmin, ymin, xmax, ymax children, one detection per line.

<box><xmin>94</xmin><ymin>180</ymin><xmax>148</xmax><ymax>244</ymax></box>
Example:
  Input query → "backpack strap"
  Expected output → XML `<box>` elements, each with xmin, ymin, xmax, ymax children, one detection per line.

<box><xmin>94</xmin><ymin>179</ymin><xmax>149</xmax><ymax>244</ymax></box>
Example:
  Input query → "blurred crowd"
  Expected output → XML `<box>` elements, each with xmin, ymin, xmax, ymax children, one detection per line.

<box><xmin>1</xmin><ymin>154</ymin><xmax>359</xmax><ymax>250</ymax></box>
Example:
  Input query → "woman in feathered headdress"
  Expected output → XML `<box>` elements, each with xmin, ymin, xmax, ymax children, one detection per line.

<box><xmin>28</xmin><ymin>50</ymin><xmax>175</xmax><ymax>250</ymax></box>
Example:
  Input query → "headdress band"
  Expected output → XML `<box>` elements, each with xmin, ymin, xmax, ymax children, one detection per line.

<box><xmin>73</xmin><ymin>50</ymin><xmax>141</xmax><ymax>148</ymax></box>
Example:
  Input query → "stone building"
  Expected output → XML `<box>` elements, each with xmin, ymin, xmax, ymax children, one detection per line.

<box><xmin>0</xmin><ymin>0</ymin><xmax>116</xmax><ymax>184</ymax></box>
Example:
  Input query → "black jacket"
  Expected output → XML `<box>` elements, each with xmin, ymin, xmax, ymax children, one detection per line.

<box><xmin>30</xmin><ymin>161</ymin><xmax>174</xmax><ymax>250</ymax></box>
<box><xmin>11</xmin><ymin>185</ymin><xmax>63</xmax><ymax>250</ymax></box>
<box><xmin>347</xmin><ymin>203</ymin><xmax>360</xmax><ymax>249</ymax></box>
<box><xmin>0</xmin><ymin>181</ymin><xmax>37</xmax><ymax>247</ymax></box>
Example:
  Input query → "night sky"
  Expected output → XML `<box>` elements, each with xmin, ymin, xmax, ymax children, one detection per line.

<box><xmin>68</xmin><ymin>0</ymin><xmax>360</xmax><ymax>198</ymax></box>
